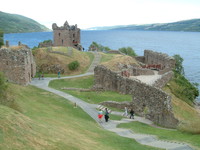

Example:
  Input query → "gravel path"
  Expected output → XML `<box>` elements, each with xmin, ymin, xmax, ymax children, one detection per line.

<box><xmin>30</xmin><ymin>52</ymin><xmax>193</xmax><ymax>150</ymax></box>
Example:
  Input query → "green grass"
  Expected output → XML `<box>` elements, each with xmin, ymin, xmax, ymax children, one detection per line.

<box><xmin>118</xmin><ymin>121</ymin><xmax>200</xmax><ymax>149</ymax></box>
<box><xmin>0</xmin><ymin>84</ymin><xmax>160</xmax><ymax>150</ymax></box>
<box><xmin>49</xmin><ymin>75</ymin><xmax>132</xmax><ymax>104</ymax></box>
<box><xmin>110</xmin><ymin>114</ymin><xmax>125</xmax><ymax>120</ymax></box>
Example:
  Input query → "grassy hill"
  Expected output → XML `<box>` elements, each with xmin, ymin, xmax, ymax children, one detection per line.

<box><xmin>0</xmin><ymin>83</ymin><xmax>160</xmax><ymax>150</ymax></box>
<box><xmin>33</xmin><ymin>47</ymin><xmax>94</xmax><ymax>76</ymax></box>
<box><xmin>90</xmin><ymin>19</ymin><xmax>200</xmax><ymax>32</ymax></box>
<box><xmin>0</xmin><ymin>11</ymin><xmax>50</xmax><ymax>33</ymax></box>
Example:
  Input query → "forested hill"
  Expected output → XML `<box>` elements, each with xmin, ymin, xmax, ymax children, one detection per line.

<box><xmin>0</xmin><ymin>11</ymin><xmax>50</xmax><ymax>33</ymax></box>
<box><xmin>89</xmin><ymin>19</ymin><xmax>200</xmax><ymax>32</ymax></box>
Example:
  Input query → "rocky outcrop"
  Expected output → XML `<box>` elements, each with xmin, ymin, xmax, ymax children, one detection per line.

<box><xmin>94</xmin><ymin>65</ymin><xmax>178</xmax><ymax>128</ymax></box>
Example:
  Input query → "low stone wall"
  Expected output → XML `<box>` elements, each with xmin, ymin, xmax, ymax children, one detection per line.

<box><xmin>100</xmin><ymin>101</ymin><xmax>132</xmax><ymax>110</ymax></box>
<box><xmin>135</xmin><ymin>56</ymin><xmax>145</xmax><ymax>63</ymax></box>
<box><xmin>131</xmin><ymin>67</ymin><xmax>154</xmax><ymax>76</ymax></box>
<box><xmin>107</xmin><ymin>50</ymin><xmax>123</xmax><ymax>54</ymax></box>
<box><xmin>153</xmin><ymin>71</ymin><xmax>174</xmax><ymax>89</ymax></box>
<box><xmin>158</xmin><ymin>67</ymin><xmax>172</xmax><ymax>75</ymax></box>
<box><xmin>94</xmin><ymin>65</ymin><xmax>178</xmax><ymax>128</ymax></box>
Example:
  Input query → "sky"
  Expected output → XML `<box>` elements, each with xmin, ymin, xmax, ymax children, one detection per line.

<box><xmin>1</xmin><ymin>0</ymin><xmax>200</xmax><ymax>29</ymax></box>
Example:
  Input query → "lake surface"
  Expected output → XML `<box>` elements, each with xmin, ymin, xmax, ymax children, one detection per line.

<box><xmin>4</xmin><ymin>30</ymin><xmax>200</xmax><ymax>101</ymax></box>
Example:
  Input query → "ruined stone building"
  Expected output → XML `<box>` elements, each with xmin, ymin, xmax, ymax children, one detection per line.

<box><xmin>0</xmin><ymin>48</ymin><xmax>36</xmax><ymax>85</ymax></box>
<box><xmin>93</xmin><ymin>50</ymin><xmax>178</xmax><ymax>128</ymax></box>
<box><xmin>136</xmin><ymin>50</ymin><xmax>176</xmax><ymax>70</ymax></box>
<box><xmin>52</xmin><ymin>21</ymin><xmax>82</xmax><ymax>50</ymax></box>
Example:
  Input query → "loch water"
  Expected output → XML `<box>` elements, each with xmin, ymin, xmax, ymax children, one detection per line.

<box><xmin>4</xmin><ymin>30</ymin><xmax>200</xmax><ymax>101</ymax></box>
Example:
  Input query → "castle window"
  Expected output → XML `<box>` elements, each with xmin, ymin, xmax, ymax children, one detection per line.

<box><xmin>62</xmin><ymin>40</ymin><xmax>63</xmax><ymax>45</ymax></box>
<box><xmin>73</xmin><ymin>34</ymin><xmax>75</xmax><ymax>38</ymax></box>
<box><xmin>59</xmin><ymin>33</ymin><xmax>61</xmax><ymax>37</ymax></box>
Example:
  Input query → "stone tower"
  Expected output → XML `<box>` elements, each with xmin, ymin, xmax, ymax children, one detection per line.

<box><xmin>52</xmin><ymin>21</ymin><xmax>81</xmax><ymax>50</ymax></box>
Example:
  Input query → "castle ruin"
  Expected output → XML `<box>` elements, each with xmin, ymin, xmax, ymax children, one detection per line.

<box><xmin>52</xmin><ymin>21</ymin><xmax>82</xmax><ymax>50</ymax></box>
<box><xmin>94</xmin><ymin>50</ymin><xmax>178</xmax><ymax>128</ymax></box>
<box><xmin>0</xmin><ymin>47</ymin><xmax>36</xmax><ymax>85</ymax></box>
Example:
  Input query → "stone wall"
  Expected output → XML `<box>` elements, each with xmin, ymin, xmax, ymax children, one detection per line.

<box><xmin>52</xmin><ymin>21</ymin><xmax>81</xmax><ymax>50</ymax></box>
<box><xmin>144</xmin><ymin>50</ymin><xmax>175</xmax><ymax>70</ymax></box>
<box><xmin>94</xmin><ymin>65</ymin><xmax>178</xmax><ymax>128</ymax></box>
<box><xmin>131</xmin><ymin>67</ymin><xmax>155</xmax><ymax>76</ymax></box>
<box><xmin>153</xmin><ymin>71</ymin><xmax>174</xmax><ymax>89</ymax></box>
<box><xmin>135</xmin><ymin>56</ymin><xmax>145</xmax><ymax>63</ymax></box>
<box><xmin>0</xmin><ymin>48</ymin><xmax>36</xmax><ymax>85</ymax></box>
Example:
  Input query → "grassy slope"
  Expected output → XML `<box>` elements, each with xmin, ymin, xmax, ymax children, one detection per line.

<box><xmin>33</xmin><ymin>47</ymin><xmax>94</xmax><ymax>77</ymax></box>
<box><xmin>49</xmin><ymin>75</ymin><xmax>132</xmax><ymax>104</ymax></box>
<box><xmin>0</xmin><ymin>84</ymin><xmax>159</xmax><ymax>150</ymax></box>
<box><xmin>0</xmin><ymin>11</ymin><xmax>50</xmax><ymax>33</ymax></box>
<box><xmin>100</xmin><ymin>53</ymin><xmax>139</xmax><ymax>71</ymax></box>
<box><xmin>118</xmin><ymin>121</ymin><xmax>200</xmax><ymax>150</ymax></box>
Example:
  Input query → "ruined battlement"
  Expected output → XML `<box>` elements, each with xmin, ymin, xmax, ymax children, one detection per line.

<box><xmin>52</xmin><ymin>21</ymin><xmax>81</xmax><ymax>50</ymax></box>
<box><xmin>144</xmin><ymin>50</ymin><xmax>175</xmax><ymax>69</ymax></box>
<box><xmin>0</xmin><ymin>48</ymin><xmax>36</xmax><ymax>85</ymax></box>
<box><xmin>94</xmin><ymin>65</ymin><xmax>178</xmax><ymax>128</ymax></box>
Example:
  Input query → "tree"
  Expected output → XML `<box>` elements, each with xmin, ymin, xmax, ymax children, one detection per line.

<box><xmin>0</xmin><ymin>29</ymin><xmax>4</xmax><ymax>47</ymax></box>
<box><xmin>118</xmin><ymin>47</ymin><xmax>137</xmax><ymax>56</ymax></box>
<box><xmin>89</xmin><ymin>42</ymin><xmax>111</xmax><ymax>52</ymax></box>
<box><xmin>173</xmin><ymin>54</ymin><xmax>184</xmax><ymax>75</ymax></box>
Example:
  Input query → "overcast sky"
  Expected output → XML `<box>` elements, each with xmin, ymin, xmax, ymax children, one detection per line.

<box><xmin>1</xmin><ymin>0</ymin><xmax>200</xmax><ymax>29</ymax></box>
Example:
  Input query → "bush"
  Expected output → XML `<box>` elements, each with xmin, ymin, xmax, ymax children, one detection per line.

<box><xmin>68</xmin><ymin>61</ymin><xmax>80</xmax><ymax>70</ymax></box>
<box><xmin>169</xmin><ymin>54</ymin><xmax>199</xmax><ymax>105</ymax></box>
<box><xmin>118</xmin><ymin>47</ymin><xmax>137</xmax><ymax>56</ymax></box>
<box><xmin>89</xmin><ymin>42</ymin><xmax>111</xmax><ymax>52</ymax></box>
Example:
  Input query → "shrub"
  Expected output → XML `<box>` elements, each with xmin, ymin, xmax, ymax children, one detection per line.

<box><xmin>89</xmin><ymin>42</ymin><xmax>111</xmax><ymax>52</ymax></box>
<box><xmin>68</xmin><ymin>61</ymin><xmax>80</xmax><ymax>70</ymax></box>
<box><xmin>169</xmin><ymin>54</ymin><xmax>199</xmax><ymax>105</ymax></box>
<box><xmin>118</xmin><ymin>47</ymin><xmax>137</xmax><ymax>56</ymax></box>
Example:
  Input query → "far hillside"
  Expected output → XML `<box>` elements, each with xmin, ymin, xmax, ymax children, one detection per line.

<box><xmin>33</xmin><ymin>47</ymin><xmax>94</xmax><ymax>76</ymax></box>
<box><xmin>0</xmin><ymin>11</ymin><xmax>50</xmax><ymax>33</ymax></box>
<box><xmin>90</xmin><ymin>19</ymin><xmax>200</xmax><ymax>32</ymax></box>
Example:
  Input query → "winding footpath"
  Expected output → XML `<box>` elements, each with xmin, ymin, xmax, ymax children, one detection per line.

<box><xmin>30</xmin><ymin>51</ymin><xmax>193</xmax><ymax>150</ymax></box>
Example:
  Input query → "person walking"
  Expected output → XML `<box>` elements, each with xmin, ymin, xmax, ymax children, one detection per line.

<box><xmin>123</xmin><ymin>107</ymin><xmax>128</xmax><ymax>117</ymax></box>
<box><xmin>104</xmin><ymin>108</ymin><xmax>109</xmax><ymax>122</ymax></box>
<box><xmin>130</xmin><ymin>109</ymin><xmax>134</xmax><ymax>119</ymax></box>
<box><xmin>98</xmin><ymin>109</ymin><xmax>103</xmax><ymax>123</ymax></box>
<box><xmin>58</xmin><ymin>71</ymin><xmax>61</xmax><ymax>78</ymax></box>
<box><xmin>38</xmin><ymin>72</ymin><xmax>41</xmax><ymax>80</ymax></box>
<box><xmin>41</xmin><ymin>73</ymin><xmax>44</xmax><ymax>80</ymax></box>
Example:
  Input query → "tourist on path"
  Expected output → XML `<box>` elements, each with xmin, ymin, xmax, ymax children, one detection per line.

<box><xmin>130</xmin><ymin>109</ymin><xmax>134</xmax><ymax>119</ymax></box>
<box><xmin>58</xmin><ymin>71</ymin><xmax>61</xmax><ymax>78</ymax></box>
<box><xmin>104</xmin><ymin>108</ymin><xmax>109</xmax><ymax>122</ymax></box>
<box><xmin>41</xmin><ymin>73</ymin><xmax>44</xmax><ymax>80</ymax></box>
<box><xmin>38</xmin><ymin>72</ymin><xmax>41</xmax><ymax>80</ymax></box>
<box><xmin>123</xmin><ymin>107</ymin><xmax>128</xmax><ymax>117</ymax></box>
<box><xmin>98</xmin><ymin>109</ymin><xmax>103</xmax><ymax>123</ymax></box>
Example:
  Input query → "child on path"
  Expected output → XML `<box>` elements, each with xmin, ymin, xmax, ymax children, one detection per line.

<box><xmin>98</xmin><ymin>109</ymin><xmax>103</xmax><ymax>123</ymax></box>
